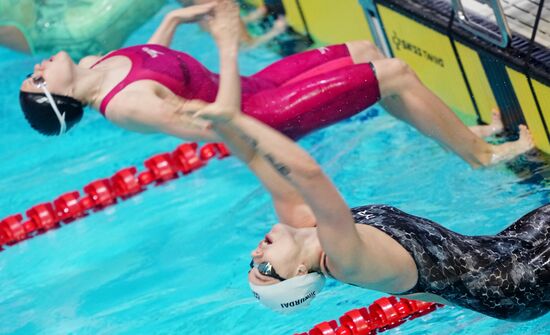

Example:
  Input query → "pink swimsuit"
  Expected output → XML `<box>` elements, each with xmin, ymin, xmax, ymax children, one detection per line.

<box><xmin>92</xmin><ymin>44</ymin><xmax>380</xmax><ymax>139</ymax></box>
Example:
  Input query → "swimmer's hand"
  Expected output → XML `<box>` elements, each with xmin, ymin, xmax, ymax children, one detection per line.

<box><xmin>168</xmin><ymin>2</ymin><xmax>216</xmax><ymax>24</ymax></box>
<box><xmin>193</xmin><ymin>103</ymin><xmax>241</xmax><ymax>124</ymax></box>
<box><xmin>175</xmin><ymin>99</ymin><xmax>212</xmax><ymax>130</ymax></box>
<box><xmin>207</xmin><ymin>0</ymin><xmax>241</xmax><ymax>46</ymax></box>
<box><xmin>179</xmin><ymin>112</ymin><xmax>213</xmax><ymax>131</ymax></box>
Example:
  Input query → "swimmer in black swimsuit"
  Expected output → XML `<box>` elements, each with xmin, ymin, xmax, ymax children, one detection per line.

<box><xmin>185</xmin><ymin>35</ymin><xmax>550</xmax><ymax>320</ymax></box>
<box><xmin>350</xmin><ymin>204</ymin><xmax>550</xmax><ymax>321</ymax></box>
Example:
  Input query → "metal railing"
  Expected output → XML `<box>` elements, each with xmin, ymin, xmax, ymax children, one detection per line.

<box><xmin>451</xmin><ymin>0</ymin><xmax>512</xmax><ymax>48</ymax></box>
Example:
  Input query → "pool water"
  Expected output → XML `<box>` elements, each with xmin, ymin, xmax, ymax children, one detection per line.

<box><xmin>0</xmin><ymin>1</ymin><xmax>549</xmax><ymax>334</ymax></box>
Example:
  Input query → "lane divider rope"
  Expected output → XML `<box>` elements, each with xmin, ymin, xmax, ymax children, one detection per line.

<box><xmin>294</xmin><ymin>297</ymin><xmax>443</xmax><ymax>335</ymax></box>
<box><xmin>0</xmin><ymin>142</ymin><xmax>230</xmax><ymax>249</ymax></box>
<box><xmin>0</xmin><ymin>141</ymin><xmax>443</xmax><ymax>333</ymax></box>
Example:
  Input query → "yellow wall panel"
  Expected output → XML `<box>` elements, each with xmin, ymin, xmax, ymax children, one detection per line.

<box><xmin>454</xmin><ymin>42</ymin><xmax>497</xmax><ymax>124</ymax></box>
<box><xmin>292</xmin><ymin>0</ymin><xmax>373</xmax><ymax>44</ymax></box>
<box><xmin>278</xmin><ymin>0</ymin><xmax>550</xmax><ymax>150</ymax></box>
<box><xmin>506</xmin><ymin>68</ymin><xmax>550</xmax><ymax>153</ymax></box>
<box><xmin>377</xmin><ymin>5</ymin><xmax>476</xmax><ymax>120</ymax></box>
<box><xmin>281</xmin><ymin>0</ymin><xmax>306</xmax><ymax>34</ymax></box>
<box><xmin>532</xmin><ymin>80</ymin><xmax>550</xmax><ymax>129</ymax></box>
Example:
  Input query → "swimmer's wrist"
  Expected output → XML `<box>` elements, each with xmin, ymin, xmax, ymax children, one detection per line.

<box><xmin>166</xmin><ymin>10</ymin><xmax>193</xmax><ymax>24</ymax></box>
<box><xmin>165</xmin><ymin>12</ymin><xmax>181</xmax><ymax>24</ymax></box>
<box><xmin>214</xmin><ymin>31</ymin><xmax>240</xmax><ymax>50</ymax></box>
<box><xmin>217</xmin><ymin>34</ymin><xmax>240</xmax><ymax>46</ymax></box>
<box><xmin>218</xmin><ymin>42</ymin><xmax>239</xmax><ymax>57</ymax></box>
<box><xmin>230</xmin><ymin>114</ymin><xmax>250</xmax><ymax>129</ymax></box>
<box><xmin>213</xmin><ymin>113</ymin><xmax>240</xmax><ymax>124</ymax></box>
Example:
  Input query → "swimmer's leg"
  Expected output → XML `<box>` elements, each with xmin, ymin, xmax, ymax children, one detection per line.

<box><xmin>372</xmin><ymin>58</ymin><xmax>534</xmax><ymax>167</ymax></box>
<box><xmin>250</xmin><ymin>40</ymin><xmax>381</xmax><ymax>86</ymax></box>
<box><xmin>497</xmin><ymin>204</ymin><xmax>550</xmax><ymax>246</ymax></box>
<box><xmin>250</xmin><ymin>44</ymin><xmax>350</xmax><ymax>86</ymax></box>
<box><xmin>345</xmin><ymin>40</ymin><xmax>385</xmax><ymax>64</ymax></box>
<box><xmin>243</xmin><ymin>63</ymin><xmax>379</xmax><ymax>139</ymax></box>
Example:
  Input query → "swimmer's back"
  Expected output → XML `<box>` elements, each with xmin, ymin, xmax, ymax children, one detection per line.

<box><xmin>352</xmin><ymin>204</ymin><xmax>550</xmax><ymax>321</ymax></box>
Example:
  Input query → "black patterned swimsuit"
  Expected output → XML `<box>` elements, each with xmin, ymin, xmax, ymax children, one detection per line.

<box><xmin>351</xmin><ymin>204</ymin><xmax>550</xmax><ymax>321</ymax></box>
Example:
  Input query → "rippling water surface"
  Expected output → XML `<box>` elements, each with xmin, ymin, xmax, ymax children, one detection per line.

<box><xmin>0</xmin><ymin>1</ymin><xmax>549</xmax><ymax>334</ymax></box>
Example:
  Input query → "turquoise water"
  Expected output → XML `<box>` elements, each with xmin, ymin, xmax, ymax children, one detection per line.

<box><xmin>1</xmin><ymin>2</ymin><xmax>549</xmax><ymax>334</ymax></box>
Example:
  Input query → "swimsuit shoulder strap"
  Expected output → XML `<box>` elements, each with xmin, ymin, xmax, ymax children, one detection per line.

<box><xmin>89</xmin><ymin>46</ymin><xmax>145</xmax><ymax>115</ymax></box>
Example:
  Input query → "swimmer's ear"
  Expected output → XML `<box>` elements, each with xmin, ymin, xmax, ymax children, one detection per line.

<box><xmin>296</xmin><ymin>264</ymin><xmax>308</xmax><ymax>276</ymax></box>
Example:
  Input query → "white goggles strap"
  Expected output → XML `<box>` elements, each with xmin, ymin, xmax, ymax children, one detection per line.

<box><xmin>37</xmin><ymin>82</ymin><xmax>67</xmax><ymax>135</ymax></box>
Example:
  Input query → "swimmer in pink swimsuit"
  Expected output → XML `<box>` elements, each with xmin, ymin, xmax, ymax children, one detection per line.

<box><xmin>89</xmin><ymin>43</ymin><xmax>377</xmax><ymax>139</ymax></box>
<box><xmin>19</xmin><ymin>0</ymin><xmax>533</xmax><ymax>167</ymax></box>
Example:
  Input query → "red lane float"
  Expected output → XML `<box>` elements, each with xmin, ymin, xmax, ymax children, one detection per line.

<box><xmin>54</xmin><ymin>191</ymin><xmax>84</xmax><ymax>222</ymax></box>
<box><xmin>111</xmin><ymin>167</ymin><xmax>141</xmax><ymax>198</ymax></box>
<box><xmin>84</xmin><ymin>179</ymin><xmax>117</xmax><ymax>208</ymax></box>
<box><xmin>144</xmin><ymin>154</ymin><xmax>178</xmax><ymax>183</ymax></box>
<box><xmin>0</xmin><ymin>214</ymin><xmax>26</xmax><ymax>245</ymax></box>
<box><xmin>26</xmin><ymin>203</ymin><xmax>59</xmax><ymax>232</ymax></box>
<box><xmin>0</xmin><ymin>142</ymin><xmax>230</xmax><ymax>250</ymax></box>
<box><xmin>295</xmin><ymin>297</ymin><xmax>443</xmax><ymax>335</ymax></box>
<box><xmin>172</xmin><ymin>143</ymin><xmax>204</xmax><ymax>174</ymax></box>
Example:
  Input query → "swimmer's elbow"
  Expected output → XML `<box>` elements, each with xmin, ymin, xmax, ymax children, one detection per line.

<box><xmin>296</xmin><ymin>160</ymin><xmax>324</xmax><ymax>180</ymax></box>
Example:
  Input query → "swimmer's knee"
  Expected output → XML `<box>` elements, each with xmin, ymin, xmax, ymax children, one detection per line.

<box><xmin>346</xmin><ymin>40</ymin><xmax>385</xmax><ymax>63</ymax></box>
<box><xmin>389</xmin><ymin>59</ymin><xmax>415</xmax><ymax>78</ymax></box>
<box><xmin>349</xmin><ymin>40</ymin><xmax>377</xmax><ymax>51</ymax></box>
<box><xmin>387</xmin><ymin>59</ymin><xmax>420</xmax><ymax>87</ymax></box>
<box><xmin>374</xmin><ymin>58</ymin><xmax>419</xmax><ymax>95</ymax></box>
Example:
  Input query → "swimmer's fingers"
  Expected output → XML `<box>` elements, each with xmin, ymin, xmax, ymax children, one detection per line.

<box><xmin>178</xmin><ymin>112</ymin><xmax>213</xmax><ymax>131</ymax></box>
<box><xmin>189</xmin><ymin>118</ymin><xmax>213</xmax><ymax>131</ymax></box>
<box><xmin>273</xmin><ymin>16</ymin><xmax>288</xmax><ymax>32</ymax></box>
<box><xmin>208</xmin><ymin>0</ymin><xmax>241</xmax><ymax>41</ymax></box>
<box><xmin>171</xmin><ymin>2</ymin><xmax>216</xmax><ymax>23</ymax></box>
<box><xmin>176</xmin><ymin>99</ymin><xmax>209</xmax><ymax>116</ymax></box>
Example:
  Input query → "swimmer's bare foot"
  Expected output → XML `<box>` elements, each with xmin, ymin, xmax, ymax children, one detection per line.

<box><xmin>489</xmin><ymin>125</ymin><xmax>535</xmax><ymax>165</ymax></box>
<box><xmin>272</xmin><ymin>16</ymin><xmax>288</xmax><ymax>34</ymax></box>
<box><xmin>469</xmin><ymin>108</ymin><xmax>504</xmax><ymax>138</ymax></box>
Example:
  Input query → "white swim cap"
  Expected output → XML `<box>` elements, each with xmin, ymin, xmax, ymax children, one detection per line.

<box><xmin>249</xmin><ymin>273</ymin><xmax>325</xmax><ymax>313</ymax></box>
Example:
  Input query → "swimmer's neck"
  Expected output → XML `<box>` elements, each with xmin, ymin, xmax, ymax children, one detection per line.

<box><xmin>300</xmin><ymin>227</ymin><xmax>323</xmax><ymax>273</ymax></box>
<box><xmin>71</xmin><ymin>65</ymin><xmax>106</xmax><ymax>107</ymax></box>
<box><xmin>78</xmin><ymin>55</ymin><xmax>102</xmax><ymax>69</ymax></box>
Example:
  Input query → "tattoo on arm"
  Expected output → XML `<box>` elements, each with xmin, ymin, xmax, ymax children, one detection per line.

<box><xmin>264</xmin><ymin>153</ymin><xmax>291</xmax><ymax>177</ymax></box>
<box><xmin>234</xmin><ymin>126</ymin><xmax>291</xmax><ymax>178</ymax></box>
<box><xmin>239</xmin><ymin>132</ymin><xmax>259</xmax><ymax>149</ymax></box>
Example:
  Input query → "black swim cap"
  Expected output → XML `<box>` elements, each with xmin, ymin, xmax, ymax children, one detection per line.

<box><xmin>19</xmin><ymin>91</ymin><xmax>83</xmax><ymax>136</ymax></box>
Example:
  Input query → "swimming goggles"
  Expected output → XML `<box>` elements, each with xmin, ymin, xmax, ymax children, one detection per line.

<box><xmin>27</xmin><ymin>74</ymin><xmax>67</xmax><ymax>135</ymax></box>
<box><xmin>250</xmin><ymin>260</ymin><xmax>287</xmax><ymax>282</ymax></box>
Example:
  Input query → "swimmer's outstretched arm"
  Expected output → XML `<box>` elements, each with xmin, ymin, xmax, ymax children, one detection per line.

<box><xmin>203</xmin><ymin>109</ymin><xmax>416</xmax><ymax>286</ymax></box>
<box><xmin>198</xmin><ymin>0</ymin><xmax>316</xmax><ymax>227</ymax></box>
<box><xmin>198</xmin><ymin>6</ymin><xmax>408</xmax><ymax>283</ymax></box>
<box><xmin>208</xmin><ymin>114</ymin><xmax>364</xmax><ymax>270</ymax></box>
<box><xmin>195</xmin><ymin>4</ymin><xmax>362</xmax><ymax>269</ymax></box>
<box><xmin>148</xmin><ymin>3</ymin><xmax>216</xmax><ymax>47</ymax></box>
